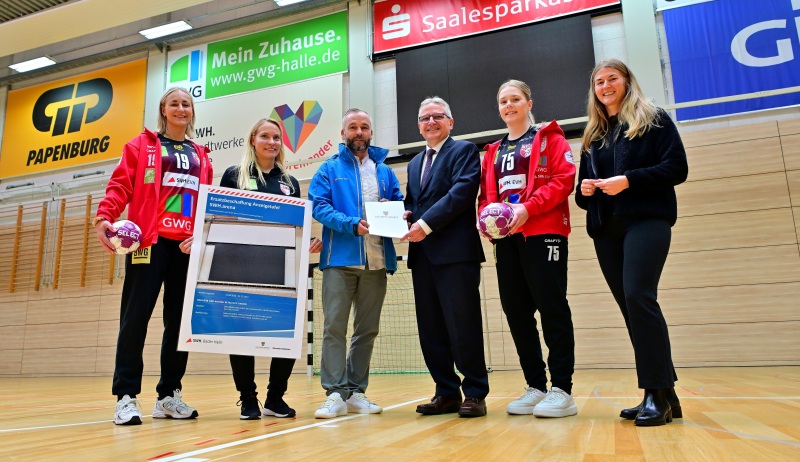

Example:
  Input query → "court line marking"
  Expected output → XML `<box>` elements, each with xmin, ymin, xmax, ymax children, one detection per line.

<box><xmin>155</xmin><ymin>398</ymin><xmax>429</xmax><ymax>462</ymax></box>
<box><xmin>0</xmin><ymin>413</ymin><xmax>155</xmax><ymax>433</ymax></box>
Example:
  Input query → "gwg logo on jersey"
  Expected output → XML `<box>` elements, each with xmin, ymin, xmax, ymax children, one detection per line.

<box><xmin>32</xmin><ymin>78</ymin><xmax>113</xmax><ymax>136</ymax></box>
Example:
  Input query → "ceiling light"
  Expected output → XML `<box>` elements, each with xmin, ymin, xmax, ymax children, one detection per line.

<box><xmin>275</xmin><ymin>0</ymin><xmax>308</xmax><ymax>6</ymax></box>
<box><xmin>139</xmin><ymin>20</ymin><xmax>193</xmax><ymax>40</ymax></box>
<box><xmin>9</xmin><ymin>57</ymin><xmax>56</xmax><ymax>73</ymax></box>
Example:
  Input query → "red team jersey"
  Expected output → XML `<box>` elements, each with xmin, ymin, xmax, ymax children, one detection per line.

<box><xmin>494</xmin><ymin>126</ymin><xmax>537</xmax><ymax>203</ymax></box>
<box><xmin>157</xmin><ymin>135</ymin><xmax>201</xmax><ymax>240</ymax></box>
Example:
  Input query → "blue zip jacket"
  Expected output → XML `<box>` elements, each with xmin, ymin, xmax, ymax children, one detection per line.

<box><xmin>309</xmin><ymin>143</ymin><xmax>404</xmax><ymax>272</ymax></box>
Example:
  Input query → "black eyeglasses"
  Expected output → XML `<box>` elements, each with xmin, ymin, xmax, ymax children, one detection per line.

<box><xmin>418</xmin><ymin>113</ymin><xmax>449</xmax><ymax>123</ymax></box>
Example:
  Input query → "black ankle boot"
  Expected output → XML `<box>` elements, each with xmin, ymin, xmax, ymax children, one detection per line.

<box><xmin>620</xmin><ymin>387</ymin><xmax>682</xmax><ymax>420</ymax></box>
<box><xmin>634</xmin><ymin>389</ymin><xmax>672</xmax><ymax>426</ymax></box>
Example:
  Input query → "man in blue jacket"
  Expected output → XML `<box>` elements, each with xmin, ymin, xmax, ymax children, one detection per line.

<box><xmin>308</xmin><ymin>108</ymin><xmax>404</xmax><ymax>419</ymax></box>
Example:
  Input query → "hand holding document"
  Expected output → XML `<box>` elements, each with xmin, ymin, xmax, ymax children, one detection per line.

<box><xmin>365</xmin><ymin>201</ymin><xmax>408</xmax><ymax>239</ymax></box>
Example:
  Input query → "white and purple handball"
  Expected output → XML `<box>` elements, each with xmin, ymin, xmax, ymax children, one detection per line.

<box><xmin>106</xmin><ymin>220</ymin><xmax>142</xmax><ymax>255</ymax></box>
<box><xmin>478</xmin><ymin>203</ymin><xmax>515</xmax><ymax>239</ymax></box>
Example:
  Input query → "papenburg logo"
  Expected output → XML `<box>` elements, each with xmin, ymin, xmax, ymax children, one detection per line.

<box><xmin>382</xmin><ymin>4</ymin><xmax>411</xmax><ymax>40</ymax></box>
<box><xmin>169</xmin><ymin>48</ymin><xmax>206</xmax><ymax>99</ymax></box>
<box><xmin>271</xmin><ymin>101</ymin><xmax>322</xmax><ymax>153</ymax></box>
<box><xmin>32</xmin><ymin>78</ymin><xmax>113</xmax><ymax>136</ymax></box>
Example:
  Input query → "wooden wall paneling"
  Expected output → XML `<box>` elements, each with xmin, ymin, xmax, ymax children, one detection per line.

<box><xmin>671</xmin><ymin>208</ymin><xmax>797</xmax><ymax>253</ymax></box>
<box><xmin>677</xmin><ymin>173</ymin><xmax>790</xmax><ymax>217</ymax></box>
<box><xmin>0</xmin><ymin>350</ymin><xmax>23</xmax><ymax>375</ymax></box>
<box><xmin>794</xmin><ymin>206</ymin><xmax>800</xmax><ymax>246</ymax></box>
<box><xmin>670</xmin><ymin>321</ymin><xmax>800</xmax><ymax>366</ymax></box>
<box><xmin>685</xmin><ymin>136</ymin><xmax>785</xmax><ymax>182</ymax></box>
<box><xmin>573</xmin><ymin>326</ymin><xmax>636</xmax><ymax>368</ymax></box>
<box><xmin>21</xmin><ymin>347</ymin><xmax>98</xmax><ymax>375</ymax></box>
<box><xmin>0</xmin><ymin>291</ymin><xmax>28</xmax><ymax>327</ymax></box>
<box><xmin>23</xmin><ymin>321</ymin><xmax>99</xmax><ymax>351</ymax></box>
<box><xmin>778</xmin><ymin>118</ymin><xmax>800</xmax><ymax>136</ymax></box>
<box><xmin>680</xmin><ymin>121</ymin><xmax>777</xmax><ymax>148</ymax></box>
<box><xmin>787</xmin><ymin>170</ymin><xmax>800</xmax><ymax>204</ymax></box>
<box><xmin>780</xmin><ymin>133</ymin><xmax>800</xmax><ymax>171</ymax></box>
<box><xmin>24</xmin><ymin>287</ymin><xmax>102</xmax><ymax>325</ymax></box>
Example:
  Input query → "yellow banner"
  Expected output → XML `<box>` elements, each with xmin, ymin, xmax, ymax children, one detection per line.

<box><xmin>0</xmin><ymin>59</ymin><xmax>147</xmax><ymax>179</ymax></box>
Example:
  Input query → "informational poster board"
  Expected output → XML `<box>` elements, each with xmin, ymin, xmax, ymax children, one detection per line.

<box><xmin>178</xmin><ymin>185</ymin><xmax>312</xmax><ymax>358</ymax></box>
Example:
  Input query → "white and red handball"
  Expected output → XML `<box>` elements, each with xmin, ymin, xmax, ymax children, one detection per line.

<box><xmin>478</xmin><ymin>203</ymin><xmax>515</xmax><ymax>239</ymax></box>
<box><xmin>106</xmin><ymin>220</ymin><xmax>142</xmax><ymax>255</ymax></box>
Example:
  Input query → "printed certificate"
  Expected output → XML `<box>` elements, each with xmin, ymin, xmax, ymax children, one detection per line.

<box><xmin>365</xmin><ymin>201</ymin><xmax>408</xmax><ymax>239</ymax></box>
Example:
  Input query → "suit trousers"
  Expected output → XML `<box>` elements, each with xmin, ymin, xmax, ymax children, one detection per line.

<box><xmin>412</xmin><ymin>253</ymin><xmax>489</xmax><ymax>399</ymax></box>
<box><xmin>592</xmin><ymin>217</ymin><xmax>678</xmax><ymax>389</ymax></box>
<box><xmin>320</xmin><ymin>267</ymin><xmax>387</xmax><ymax>399</ymax></box>
<box><xmin>495</xmin><ymin>233</ymin><xmax>575</xmax><ymax>394</ymax></box>
<box><xmin>229</xmin><ymin>355</ymin><xmax>296</xmax><ymax>400</ymax></box>
<box><xmin>112</xmin><ymin>238</ymin><xmax>189</xmax><ymax>399</ymax></box>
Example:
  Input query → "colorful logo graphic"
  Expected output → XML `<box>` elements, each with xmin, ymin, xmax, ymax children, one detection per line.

<box><xmin>170</xmin><ymin>50</ymin><xmax>204</xmax><ymax>83</ymax></box>
<box><xmin>271</xmin><ymin>101</ymin><xmax>323</xmax><ymax>153</ymax></box>
<box><xmin>32</xmin><ymin>78</ymin><xmax>113</xmax><ymax>136</ymax></box>
<box><xmin>165</xmin><ymin>193</ymin><xmax>194</xmax><ymax>216</ymax></box>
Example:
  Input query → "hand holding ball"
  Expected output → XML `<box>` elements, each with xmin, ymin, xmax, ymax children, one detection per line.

<box><xmin>478</xmin><ymin>203</ymin><xmax>515</xmax><ymax>239</ymax></box>
<box><xmin>105</xmin><ymin>220</ymin><xmax>142</xmax><ymax>255</ymax></box>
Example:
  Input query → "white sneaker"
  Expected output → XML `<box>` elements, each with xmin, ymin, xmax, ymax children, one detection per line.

<box><xmin>153</xmin><ymin>389</ymin><xmax>199</xmax><ymax>419</ymax></box>
<box><xmin>314</xmin><ymin>392</ymin><xmax>348</xmax><ymax>419</ymax></box>
<box><xmin>346</xmin><ymin>392</ymin><xmax>383</xmax><ymax>414</ymax></box>
<box><xmin>533</xmin><ymin>387</ymin><xmax>578</xmax><ymax>418</ymax></box>
<box><xmin>506</xmin><ymin>387</ymin><xmax>547</xmax><ymax>415</ymax></box>
<box><xmin>114</xmin><ymin>395</ymin><xmax>142</xmax><ymax>425</ymax></box>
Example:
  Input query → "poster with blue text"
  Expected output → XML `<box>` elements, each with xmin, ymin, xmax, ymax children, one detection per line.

<box><xmin>178</xmin><ymin>185</ymin><xmax>312</xmax><ymax>358</ymax></box>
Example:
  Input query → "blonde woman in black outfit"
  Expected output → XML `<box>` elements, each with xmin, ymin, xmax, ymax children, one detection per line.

<box><xmin>220</xmin><ymin>118</ymin><xmax>322</xmax><ymax>419</ymax></box>
<box><xmin>575</xmin><ymin>59</ymin><xmax>688</xmax><ymax>426</ymax></box>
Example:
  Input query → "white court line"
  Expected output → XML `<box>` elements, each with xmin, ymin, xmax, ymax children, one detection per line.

<box><xmin>156</xmin><ymin>398</ymin><xmax>429</xmax><ymax>462</ymax></box>
<box><xmin>1</xmin><ymin>396</ymin><xmax>799</xmax><ymax>434</ymax></box>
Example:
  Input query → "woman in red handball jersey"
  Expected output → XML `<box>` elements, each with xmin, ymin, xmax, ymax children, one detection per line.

<box><xmin>93</xmin><ymin>87</ymin><xmax>213</xmax><ymax>426</ymax></box>
<box><xmin>478</xmin><ymin>79</ymin><xmax>577</xmax><ymax>418</ymax></box>
<box><xmin>219</xmin><ymin>118</ymin><xmax>322</xmax><ymax>420</ymax></box>
<box><xmin>576</xmin><ymin>59</ymin><xmax>688</xmax><ymax>426</ymax></box>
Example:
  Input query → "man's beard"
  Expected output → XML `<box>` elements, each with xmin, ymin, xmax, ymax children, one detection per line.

<box><xmin>346</xmin><ymin>136</ymin><xmax>371</xmax><ymax>153</ymax></box>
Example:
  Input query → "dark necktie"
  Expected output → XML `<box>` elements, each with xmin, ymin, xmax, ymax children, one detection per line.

<box><xmin>420</xmin><ymin>148</ymin><xmax>435</xmax><ymax>189</ymax></box>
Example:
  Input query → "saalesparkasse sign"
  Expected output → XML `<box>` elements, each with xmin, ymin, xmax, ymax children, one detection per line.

<box><xmin>0</xmin><ymin>59</ymin><xmax>147</xmax><ymax>179</ymax></box>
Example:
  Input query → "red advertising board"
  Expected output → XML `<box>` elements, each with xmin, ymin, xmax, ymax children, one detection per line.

<box><xmin>373</xmin><ymin>0</ymin><xmax>619</xmax><ymax>53</ymax></box>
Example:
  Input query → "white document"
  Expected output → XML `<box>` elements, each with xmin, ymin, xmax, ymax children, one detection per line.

<box><xmin>365</xmin><ymin>201</ymin><xmax>408</xmax><ymax>239</ymax></box>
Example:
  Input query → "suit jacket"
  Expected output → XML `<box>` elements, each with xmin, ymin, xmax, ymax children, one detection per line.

<box><xmin>404</xmin><ymin>137</ymin><xmax>485</xmax><ymax>268</ymax></box>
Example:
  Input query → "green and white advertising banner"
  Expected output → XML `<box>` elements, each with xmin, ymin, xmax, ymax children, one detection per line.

<box><xmin>194</xmin><ymin>74</ymin><xmax>343</xmax><ymax>180</ymax></box>
<box><xmin>167</xmin><ymin>11</ymin><xmax>348</xmax><ymax>101</ymax></box>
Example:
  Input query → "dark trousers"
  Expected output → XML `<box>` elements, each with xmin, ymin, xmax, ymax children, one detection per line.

<box><xmin>229</xmin><ymin>355</ymin><xmax>296</xmax><ymax>400</ymax></box>
<box><xmin>412</xmin><ymin>255</ymin><xmax>489</xmax><ymax>400</ymax></box>
<box><xmin>495</xmin><ymin>233</ymin><xmax>575</xmax><ymax>394</ymax></box>
<box><xmin>112</xmin><ymin>238</ymin><xmax>189</xmax><ymax>399</ymax></box>
<box><xmin>593</xmin><ymin>218</ymin><xmax>678</xmax><ymax>389</ymax></box>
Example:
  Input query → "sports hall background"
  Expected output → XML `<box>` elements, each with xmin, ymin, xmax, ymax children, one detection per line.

<box><xmin>0</xmin><ymin>0</ymin><xmax>798</xmax><ymax>379</ymax></box>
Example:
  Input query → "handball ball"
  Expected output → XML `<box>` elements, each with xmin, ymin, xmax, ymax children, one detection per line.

<box><xmin>106</xmin><ymin>220</ymin><xmax>142</xmax><ymax>255</ymax></box>
<box><xmin>478</xmin><ymin>203</ymin><xmax>515</xmax><ymax>239</ymax></box>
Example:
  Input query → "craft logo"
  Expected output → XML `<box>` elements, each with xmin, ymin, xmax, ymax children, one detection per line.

<box><xmin>382</xmin><ymin>4</ymin><xmax>411</xmax><ymax>40</ymax></box>
<box><xmin>32</xmin><ymin>78</ymin><xmax>113</xmax><ymax>136</ymax></box>
<box><xmin>271</xmin><ymin>100</ymin><xmax>323</xmax><ymax>152</ymax></box>
<box><xmin>169</xmin><ymin>48</ymin><xmax>206</xmax><ymax>99</ymax></box>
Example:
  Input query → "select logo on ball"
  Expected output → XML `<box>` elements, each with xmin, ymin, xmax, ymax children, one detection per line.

<box><xmin>106</xmin><ymin>220</ymin><xmax>143</xmax><ymax>255</ymax></box>
<box><xmin>478</xmin><ymin>203</ymin><xmax>515</xmax><ymax>239</ymax></box>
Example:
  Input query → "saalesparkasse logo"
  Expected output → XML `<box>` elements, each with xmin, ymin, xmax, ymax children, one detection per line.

<box><xmin>32</xmin><ymin>78</ymin><xmax>113</xmax><ymax>136</ymax></box>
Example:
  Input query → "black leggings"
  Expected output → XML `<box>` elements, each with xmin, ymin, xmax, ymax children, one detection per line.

<box><xmin>593</xmin><ymin>218</ymin><xmax>677</xmax><ymax>389</ymax></box>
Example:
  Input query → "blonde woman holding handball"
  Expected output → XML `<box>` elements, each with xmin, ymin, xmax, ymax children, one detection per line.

<box><xmin>478</xmin><ymin>79</ymin><xmax>578</xmax><ymax>418</ymax></box>
<box><xmin>576</xmin><ymin>59</ymin><xmax>688</xmax><ymax>426</ymax></box>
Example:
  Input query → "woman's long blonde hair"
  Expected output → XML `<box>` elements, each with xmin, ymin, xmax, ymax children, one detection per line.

<box><xmin>236</xmin><ymin>118</ymin><xmax>293</xmax><ymax>193</ymax></box>
<box><xmin>581</xmin><ymin>59</ymin><xmax>659</xmax><ymax>153</ymax></box>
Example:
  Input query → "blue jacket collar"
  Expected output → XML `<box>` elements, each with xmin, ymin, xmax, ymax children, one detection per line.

<box><xmin>337</xmin><ymin>143</ymin><xmax>389</xmax><ymax>164</ymax></box>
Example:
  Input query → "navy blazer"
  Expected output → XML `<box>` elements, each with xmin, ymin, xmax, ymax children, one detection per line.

<box><xmin>404</xmin><ymin>137</ymin><xmax>485</xmax><ymax>268</ymax></box>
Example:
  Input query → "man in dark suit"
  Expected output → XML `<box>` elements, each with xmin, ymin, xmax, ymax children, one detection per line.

<box><xmin>401</xmin><ymin>96</ymin><xmax>489</xmax><ymax>417</ymax></box>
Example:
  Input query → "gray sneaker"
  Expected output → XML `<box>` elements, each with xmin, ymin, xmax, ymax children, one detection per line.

<box><xmin>506</xmin><ymin>387</ymin><xmax>547</xmax><ymax>415</ymax></box>
<box><xmin>153</xmin><ymin>389</ymin><xmax>198</xmax><ymax>419</ymax></box>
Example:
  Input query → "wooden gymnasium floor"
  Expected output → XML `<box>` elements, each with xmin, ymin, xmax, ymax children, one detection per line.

<box><xmin>0</xmin><ymin>367</ymin><xmax>799</xmax><ymax>461</ymax></box>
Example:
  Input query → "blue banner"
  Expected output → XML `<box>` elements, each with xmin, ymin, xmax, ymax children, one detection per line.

<box><xmin>663</xmin><ymin>0</ymin><xmax>800</xmax><ymax>120</ymax></box>
<box><xmin>191</xmin><ymin>289</ymin><xmax>296</xmax><ymax>338</ymax></box>
<box><xmin>206</xmin><ymin>191</ymin><xmax>305</xmax><ymax>226</ymax></box>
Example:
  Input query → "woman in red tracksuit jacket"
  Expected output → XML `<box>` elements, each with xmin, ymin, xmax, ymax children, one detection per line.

<box><xmin>93</xmin><ymin>87</ymin><xmax>213</xmax><ymax>426</ymax></box>
<box><xmin>478</xmin><ymin>79</ymin><xmax>577</xmax><ymax>419</ymax></box>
